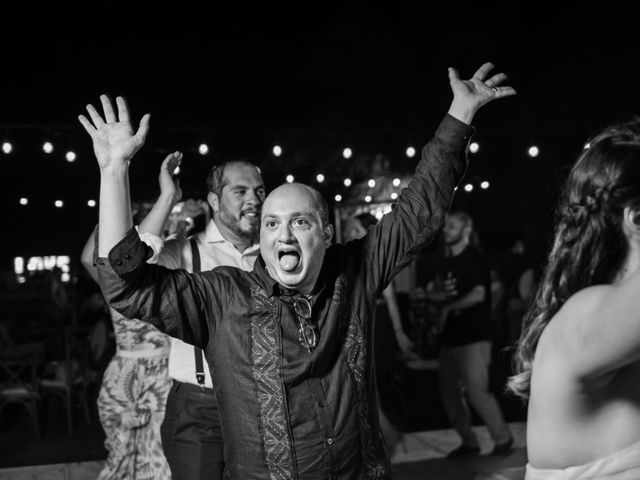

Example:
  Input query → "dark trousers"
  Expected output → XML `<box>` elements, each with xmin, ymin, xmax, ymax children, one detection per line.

<box><xmin>160</xmin><ymin>380</ymin><xmax>225</xmax><ymax>480</ymax></box>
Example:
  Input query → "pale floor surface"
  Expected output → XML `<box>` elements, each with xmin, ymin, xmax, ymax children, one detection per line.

<box><xmin>0</xmin><ymin>422</ymin><xmax>527</xmax><ymax>480</ymax></box>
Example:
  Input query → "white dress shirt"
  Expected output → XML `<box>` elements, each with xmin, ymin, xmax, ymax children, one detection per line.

<box><xmin>147</xmin><ymin>220</ymin><xmax>259</xmax><ymax>387</ymax></box>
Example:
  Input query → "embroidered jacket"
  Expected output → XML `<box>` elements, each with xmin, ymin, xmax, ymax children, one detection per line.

<box><xmin>97</xmin><ymin>114</ymin><xmax>472</xmax><ymax>479</ymax></box>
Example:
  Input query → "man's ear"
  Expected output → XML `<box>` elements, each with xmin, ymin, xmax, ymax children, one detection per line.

<box><xmin>324</xmin><ymin>224</ymin><xmax>334</xmax><ymax>246</ymax></box>
<box><xmin>207</xmin><ymin>192</ymin><xmax>220</xmax><ymax>216</ymax></box>
<box><xmin>623</xmin><ymin>207</ymin><xmax>640</xmax><ymax>237</ymax></box>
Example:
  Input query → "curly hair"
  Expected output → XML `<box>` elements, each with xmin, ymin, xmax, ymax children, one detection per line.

<box><xmin>507</xmin><ymin>116</ymin><xmax>640</xmax><ymax>399</ymax></box>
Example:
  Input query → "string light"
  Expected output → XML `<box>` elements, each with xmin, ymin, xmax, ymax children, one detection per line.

<box><xmin>1</xmin><ymin>130</ymin><xmax>541</xmax><ymax>212</ymax></box>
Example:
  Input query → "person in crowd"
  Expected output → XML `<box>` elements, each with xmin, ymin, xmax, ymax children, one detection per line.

<box><xmin>500</xmin><ymin>237</ymin><xmax>537</xmax><ymax>346</ymax></box>
<box><xmin>147</xmin><ymin>159</ymin><xmax>265</xmax><ymax>480</ymax></box>
<box><xmin>406</xmin><ymin>286</ymin><xmax>441</xmax><ymax>359</ymax></box>
<box><xmin>424</xmin><ymin>210</ymin><xmax>513</xmax><ymax>458</ymax></box>
<box><xmin>509</xmin><ymin>116</ymin><xmax>640</xmax><ymax>478</ymax></box>
<box><xmin>82</xmin><ymin>61</ymin><xmax>514</xmax><ymax>478</ymax></box>
<box><xmin>80</xmin><ymin>151</ymin><xmax>183</xmax><ymax>480</ymax></box>
<box><xmin>83</xmin><ymin>151</ymin><xmax>264</xmax><ymax>480</ymax></box>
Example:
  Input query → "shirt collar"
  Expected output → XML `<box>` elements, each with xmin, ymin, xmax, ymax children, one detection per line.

<box><xmin>253</xmin><ymin>253</ymin><xmax>328</xmax><ymax>301</ymax></box>
<box><xmin>204</xmin><ymin>220</ymin><xmax>260</xmax><ymax>255</ymax></box>
<box><xmin>204</xmin><ymin>220</ymin><xmax>227</xmax><ymax>243</ymax></box>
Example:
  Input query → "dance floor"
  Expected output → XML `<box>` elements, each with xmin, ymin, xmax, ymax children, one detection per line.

<box><xmin>0</xmin><ymin>421</ymin><xmax>527</xmax><ymax>480</ymax></box>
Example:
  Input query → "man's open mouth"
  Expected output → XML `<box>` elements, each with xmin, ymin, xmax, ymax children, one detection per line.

<box><xmin>278</xmin><ymin>249</ymin><xmax>301</xmax><ymax>271</ymax></box>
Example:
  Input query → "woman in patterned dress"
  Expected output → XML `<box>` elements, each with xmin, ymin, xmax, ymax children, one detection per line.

<box><xmin>81</xmin><ymin>152</ymin><xmax>183</xmax><ymax>479</ymax></box>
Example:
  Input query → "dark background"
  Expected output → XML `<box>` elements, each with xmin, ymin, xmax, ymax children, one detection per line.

<box><xmin>1</xmin><ymin>3</ymin><xmax>638</xmax><ymax>273</ymax></box>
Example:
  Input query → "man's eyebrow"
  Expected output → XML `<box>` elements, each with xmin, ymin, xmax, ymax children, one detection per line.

<box><xmin>290</xmin><ymin>210</ymin><xmax>315</xmax><ymax>217</ymax></box>
<box><xmin>262</xmin><ymin>211</ymin><xmax>317</xmax><ymax>220</ymax></box>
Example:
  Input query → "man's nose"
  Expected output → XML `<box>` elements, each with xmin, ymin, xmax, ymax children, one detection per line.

<box><xmin>277</xmin><ymin>223</ymin><xmax>295</xmax><ymax>242</ymax></box>
<box><xmin>244</xmin><ymin>189</ymin><xmax>261</xmax><ymax>207</ymax></box>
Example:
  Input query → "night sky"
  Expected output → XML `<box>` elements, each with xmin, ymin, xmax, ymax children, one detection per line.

<box><xmin>1</xmin><ymin>4</ymin><xmax>638</xmax><ymax>273</ymax></box>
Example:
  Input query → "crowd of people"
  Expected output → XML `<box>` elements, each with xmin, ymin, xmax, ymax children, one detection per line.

<box><xmin>4</xmin><ymin>58</ymin><xmax>639</xmax><ymax>480</ymax></box>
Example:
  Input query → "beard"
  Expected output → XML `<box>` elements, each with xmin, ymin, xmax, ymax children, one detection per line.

<box><xmin>218</xmin><ymin>202</ymin><xmax>260</xmax><ymax>243</ymax></box>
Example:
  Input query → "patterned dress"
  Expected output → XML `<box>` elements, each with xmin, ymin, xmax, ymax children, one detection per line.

<box><xmin>97</xmin><ymin>307</ymin><xmax>172</xmax><ymax>480</ymax></box>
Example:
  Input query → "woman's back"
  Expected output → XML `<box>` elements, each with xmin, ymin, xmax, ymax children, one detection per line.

<box><xmin>526</xmin><ymin>281</ymin><xmax>640</xmax><ymax>469</ymax></box>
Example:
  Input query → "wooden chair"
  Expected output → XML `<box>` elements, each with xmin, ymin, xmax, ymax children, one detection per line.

<box><xmin>0</xmin><ymin>341</ymin><xmax>45</xmax><ymax>441</ymax></box>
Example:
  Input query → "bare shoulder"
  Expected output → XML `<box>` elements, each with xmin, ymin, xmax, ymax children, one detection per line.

<box><xmin>553</xmin><ymin>285</ymin><xmax>613</xmax><ymax>338</ymax></box>
<box><xmin>560</xmin><ymin>284</ymin><xmax>614</xmax><ymax>321</ymax></box>
<box><xmin>552</xmin><ymin>282</ymin><xmax>640</xmax><ymax>381</ymax></box>
<box><xmin>550</xmin><ymin>285</ymin><xmax>615</xmax><ymax>355</ymax></box>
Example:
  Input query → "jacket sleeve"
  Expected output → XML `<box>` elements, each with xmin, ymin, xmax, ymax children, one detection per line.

<box><xmin>350</xmin><ymin>113</ymin><xmax>473</xmax><ymax>300</ymax></box>
<box><xmin>95</xmin><ymin>227</ymin><xmax>229</xmax><ymax>349</ymax></box>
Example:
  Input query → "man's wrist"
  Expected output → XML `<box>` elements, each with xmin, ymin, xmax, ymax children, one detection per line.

<box><xmin>158</xmin><ymin>191</ymin><xmax>178</xmax><ymax>204</ymax></box>
<box><xmin>447</xmin><ymin>100</ymin><xmax>475</xmax><ymax>125</ymax></box>
<box><xmin>100</xmin><ymin>162</ymin><xmax>129</xmax><ymax>176</ymax></box>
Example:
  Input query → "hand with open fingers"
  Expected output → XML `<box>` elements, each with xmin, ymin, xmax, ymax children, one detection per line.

<box><xmin>447</xmin><ymin>62</ymin><xmax>517</xmax><ymax>124</ymax></box>
<box><xmin>159</xmin><ymin>151</ymin><xmax>183</xmax><ymax>204</ymax></box>
<box><xmin>78</xmin><ymin>94</ymin><xmax>150</xmax><ymax>170</ymax></box>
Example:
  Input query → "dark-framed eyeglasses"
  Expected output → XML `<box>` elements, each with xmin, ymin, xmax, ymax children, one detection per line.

<box><xmin>293</xmin><ymin>296</ymin><xmax>318</xmax><ymax>353</ymax></box>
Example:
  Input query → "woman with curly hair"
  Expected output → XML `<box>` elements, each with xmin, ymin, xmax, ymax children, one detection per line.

<box><xmin>508</xmin><ymin>117</ymin><xmax>640</xmax><ymax>478</ymax></box>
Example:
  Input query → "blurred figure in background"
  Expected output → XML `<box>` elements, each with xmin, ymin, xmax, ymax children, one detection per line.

<box><xmin>425</xmin><ymin>210</ymin><xmax>513</xmax><ymax>458</ymax></box>
<box><xmin>500</xmin><ymin>237</ymin><xmax>537</xmax><ymax>346</ymax></box>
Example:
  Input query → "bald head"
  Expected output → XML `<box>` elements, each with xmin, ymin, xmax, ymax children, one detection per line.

<box><xmin>263</xmin><ymin>183</ymin><xmax>329</xmax><ymax>227</ymax></box>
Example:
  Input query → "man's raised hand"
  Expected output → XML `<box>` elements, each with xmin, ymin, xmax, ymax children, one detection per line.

<box><xmin>447</xmin><ymin>62</ymin><xmax>516</xmax><ymax>125</ymax></box>
<box><xmin>159</xmin><ymin>151</ymin><xmax>183</xmax><ymax>204</ymax></box>
<box><xmin>78</xmin><ymin>94</ymin><xmax>150</xmax><ymax>170</ymax></box>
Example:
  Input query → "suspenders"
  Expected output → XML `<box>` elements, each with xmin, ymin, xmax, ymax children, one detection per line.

<box><xmin>189</xmin><ymin>238</ymin><xmax>207</xmax><ymax>390</ymax></box>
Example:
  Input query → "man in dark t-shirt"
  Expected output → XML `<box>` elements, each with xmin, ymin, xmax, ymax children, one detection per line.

<box><xmin>425</xmin><ymin>211</ymin><xmax>513</xmax><ymax>458</ymax></box>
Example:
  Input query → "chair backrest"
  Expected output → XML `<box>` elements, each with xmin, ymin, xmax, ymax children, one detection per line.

<box><xmin>0</xmin><ymin>342</ymin><xmax>44</xmax><ymax>394</ymax></box>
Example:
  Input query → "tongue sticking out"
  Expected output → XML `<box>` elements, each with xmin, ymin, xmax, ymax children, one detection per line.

<box><xmin>279</xmin><ymin>253</ymin><xmax>300</xmax><ymax>272</ymax></box>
